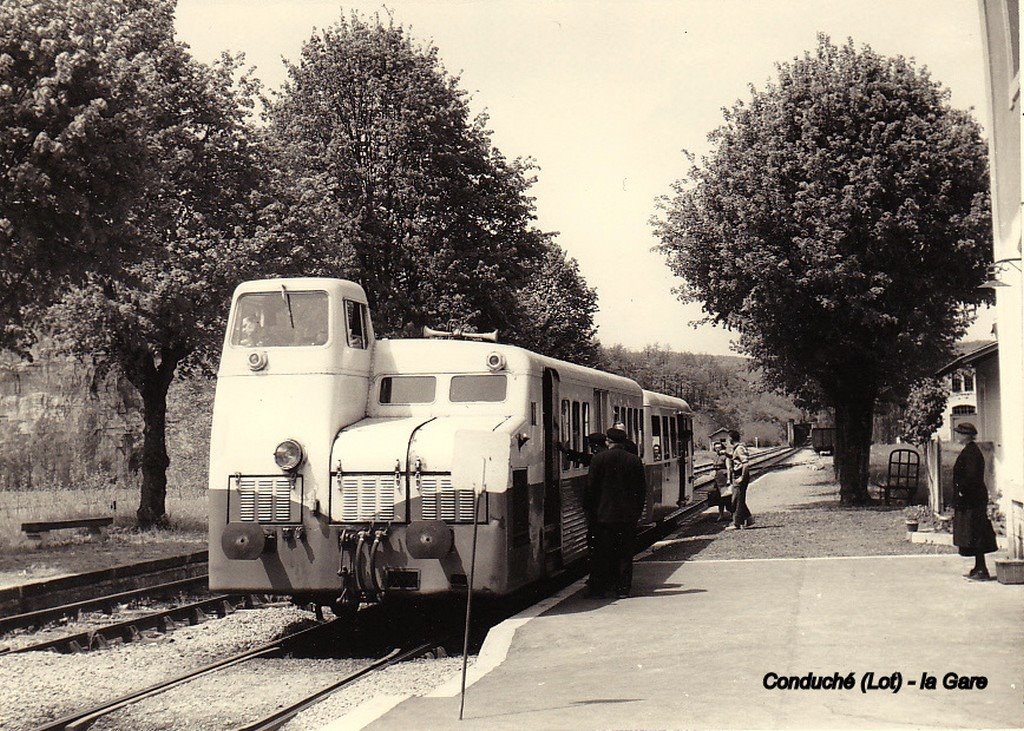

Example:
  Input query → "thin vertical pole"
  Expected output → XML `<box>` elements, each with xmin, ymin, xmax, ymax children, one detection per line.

<box><xmin>459</xmin><ymin>463</ymin><xmax>485</xmax><ymax>720</ymax></box>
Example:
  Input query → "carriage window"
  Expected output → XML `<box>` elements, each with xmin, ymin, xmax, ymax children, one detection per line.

<box><xmin>450</xmin><ymin>375</ymin><xmax>507</xmax><ymax>402</ymax></box>
<box><xmin>561</xmin><ymin>400</ymin><xmax>571</xmax><ymax>471</ymax></box>
<box><xmin>379</xmin><ymin>376</ymin><xmax>436</xmax><ymax>403</ymax></box>
<box><xmin>344</xmin><ymin>299</ymin><xmax>368</xmax><ymax>349</ymax></box>
<box><xmin>662</xmin><ymin>416</ymin><xmax>670</xmax><ymax>459</ymax></box>
<box><xmin>582</xmin><ymin>402</ymin><xmax>591</xmax><ymax>439</ymax></box>
<box><xmin>232</xmin><ymin>290</ymin><xmax>328</xmax><ymax>347</ymax></box>
<box><xmin>669</xmin><ymin>418</ymin><xmax>679</xmax><ymax>458</ymax></box>
<box><xmin>571</xmin><ymin>401</ymin><xmax>581</xmax><ymax>452</ymax></box>
<box><xmin>651</xmin><ymin>414</ymin><xmax>662</xmax><ymax>461</ymax></box>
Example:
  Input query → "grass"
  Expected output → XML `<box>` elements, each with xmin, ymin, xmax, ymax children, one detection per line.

<box><xmin>0</xmin><ymin>485</ymin><xmax>207</xmax><ymax>552</ymax></box>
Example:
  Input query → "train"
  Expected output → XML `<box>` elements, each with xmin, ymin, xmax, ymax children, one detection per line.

<box><xmin>208</xmin><ymin>278</ymin><xmax>694</xmax><ymax>614</ymax></box>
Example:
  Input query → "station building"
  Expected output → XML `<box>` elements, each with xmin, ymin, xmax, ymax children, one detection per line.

<box><xmin>977</xmin><ymin>0</ymin><xmax>1022</xmax><ymax>559</ymax></box>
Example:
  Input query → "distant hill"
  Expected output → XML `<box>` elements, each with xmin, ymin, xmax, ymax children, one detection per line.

<box><xmin>596</xmin><ymin>345</ymin><xmax>802</xmax><ymax>446</ymax></box>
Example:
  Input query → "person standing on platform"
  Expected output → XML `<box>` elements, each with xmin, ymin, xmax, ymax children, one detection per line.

<box><xmin>710</xmin><ymin>441</ymin><xmax>732</xmax><ymax>521</ymax></box>
<box><xmin>612</xmin><ymin>421</ymin><xmax>639</xmax><ymax>455</ymax></box>
<box><xmin>560</xmin><ymin>432</ymin><xmax>607</xmax><ymax>468</ymax></box>
<box><xmin>584</xmin><ymin>426</ymin><xmax>647</xmax><ymax>598</ymax></box>
<box><xmin>951</xmin><ymin>422</ymin><xmax>998</xmax><ymax>580</ymax></box>
<box><xmin>726</xmin><ymin>430</ymin><xmax>753</xmax><ymax>530</ymax></box>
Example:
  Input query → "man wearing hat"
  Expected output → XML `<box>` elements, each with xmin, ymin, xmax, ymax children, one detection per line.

<box><xmin>951</xmin><ymin>422</ymin><xmax>998</xmax><ymax>580</ymax></box>
<box><xmin>583</xmin><ymin>426</ymin><xmax>647</xmax><ymax>598</ymax></box>
<box><xmin>612</xmin><ymin>421</ymin><xmax>639</xmax><ymax>455</ymax></box>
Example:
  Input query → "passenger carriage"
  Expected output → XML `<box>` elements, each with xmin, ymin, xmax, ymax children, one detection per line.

<box><xmin>209</xmin><ymin>277</ymin><xmax>693</xmax><ymax>613</ymax></box>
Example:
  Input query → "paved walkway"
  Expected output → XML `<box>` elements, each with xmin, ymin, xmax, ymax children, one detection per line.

<box><xmin>336</xmin><ymin>454</ymin><xmax>1024</xmax><ymax>730</ymax></box>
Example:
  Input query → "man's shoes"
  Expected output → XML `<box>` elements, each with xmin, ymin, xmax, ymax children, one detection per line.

<box><xmin>616</xmin><ymin>589</ymin><xmax>630</xmax><ymax>598</ymax></box>
<box><xmin>745</xmin><ymin>518</ymin><xmax>755</xmax><ymax>528</ymax></box>
<box><xmin>966</xmin><ymin>570</ymin><xmax>992</xmax><ymax>581</ymax></box>
<box><xmin>725</xmin><ymin>524</ymin><xmax>739</xmax><ymax>531</ymax></box>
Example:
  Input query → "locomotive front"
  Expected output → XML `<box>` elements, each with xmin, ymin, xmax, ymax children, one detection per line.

<box><xmin>208</xmin><ymin>278</ymin><xmax>375</xmax><ymax>605</ymax></box>
<box><xmin>209</xmin><ymin>279</ymin><xmax>525</xmax><ymax>614</ymax></box>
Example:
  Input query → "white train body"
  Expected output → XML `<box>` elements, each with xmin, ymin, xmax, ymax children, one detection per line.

<box><xmin>209</xmin><ymin>278</ymin><xmax>693</xmax><ymax>608</ymax></box>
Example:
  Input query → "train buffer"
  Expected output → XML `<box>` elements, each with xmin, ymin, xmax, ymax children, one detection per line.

<box><xmin>21</xmin><ymin>517</ymin><xmax>113</xmax><ymax>547</ymax></box>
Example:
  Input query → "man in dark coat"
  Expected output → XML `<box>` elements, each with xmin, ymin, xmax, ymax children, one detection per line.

<box><xmin>952</xmin><ymin>422</ymin><xmax>998</xmax><ymax>580</ymax></box>
<box><xmin>612</xmin><ymin>421</ymin><xmax>639</xmax><ymax>456</ymax></box>
<box><xmin>584</xmin><ymin>426</ymin><xmax>647</xmax><ymax>598</ymax></box>
<box><xmin>560</xmin><ymin>432</ymin><xmax>607</xmax><ymax>468</ymax></box>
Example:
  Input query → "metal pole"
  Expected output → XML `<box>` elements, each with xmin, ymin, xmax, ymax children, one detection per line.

<box><xmin>459</xmin><ymin>463</ymin><xmax>485</xmax><ymax>720</ymax></box>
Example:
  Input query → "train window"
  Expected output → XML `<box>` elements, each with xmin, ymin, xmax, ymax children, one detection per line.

<box><xmin>344</xmin><ymin>299</ymin><xmax>368</xmax><ymax>349</ymax></box>
<box><xmin>651</xmin><ymin>414</ymin><xmax>662</xmax><ymax>460</ymax></box>
<box><xmin>232</xmin><ymin>290</ymin><xmax>328</xmax><ymax>347</ymax></box>
<box><xmin>450</xmin><ymin>375</ymin><xmax>507</xmax><ymax>402</ymax></box>
<box><xmin>561</xmin><ymin>400</ymin><xmax>570</xmax><ymax>471</ymax></box>
<box><xmin>582</xmin><ymin>402</ymin><xmax>591</xmax><ymax>438</ymax></box>
<box><xmin>661</xmin><ymin>416</ymin><xmax>670</xmax><ymax>459</ymax></box>
<box><xmin>571</xmin><ymin>401</ymin><xmax>581</xmax><ymax>452</ymax></box>
<box><xmin>531</xmin><ymin>402</ymin><xmax>537</xmax><ymax>426</ymax></box>
<box><xmin>669</xmin><ymin>418</ymin><xmax>679</xmax><ymax>458</ymax></box>
<box><xmin>379</xmin><ymin>376</ymin><xmax>436</xmax><ymax>404</ymax></box>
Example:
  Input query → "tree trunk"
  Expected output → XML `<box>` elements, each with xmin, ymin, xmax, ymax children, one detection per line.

<box><xmin>134</xmin><ymin>354</ymin><xmax>178</xmax><ymax>528</ymax></box>
<box><xmin>834</xmin><ymin>396</ymin><xmax>875</xmax><ymax>505</ymax></box>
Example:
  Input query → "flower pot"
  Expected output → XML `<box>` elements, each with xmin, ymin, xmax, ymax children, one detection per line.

<box><xmin>937</xmin><ymin>516</ymin><xmax>953</xmax><ymax>533</ymax></box>
<box><xmin>905</xmin><ymin>520</ymin><xmax>919</xmax><ymax>533</ymax></box>
<box><xmin>994</xmin><ymin>559</ymin><xmax>1024</xmax><ymax>585</ymax></box>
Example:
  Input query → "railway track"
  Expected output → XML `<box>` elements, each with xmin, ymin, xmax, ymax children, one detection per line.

<box><xmin>31</xmin><ymin>614</ymin><xmax>447</xmax><ymax>731</ymax></box>
<box><xmin>1</xmin><ymin>590</ymin><xmax>264</xmax><ymax>655</ymax></box>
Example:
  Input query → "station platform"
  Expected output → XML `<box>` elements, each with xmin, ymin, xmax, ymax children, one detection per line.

<box><xmin>332</xmin><ymin>456</ymin><xmax>1024</xmax><ymax>730</ymax></box>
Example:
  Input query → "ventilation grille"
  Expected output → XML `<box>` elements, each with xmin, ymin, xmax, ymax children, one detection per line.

<box><xmin>334</xmin><ymin>473</ymin><xmax>402</xmax><ymax>522</ymax></box>
<box><xmin>235</xmin><ymin>476</ymin><xmax>295</xmax><ymax>523</ymax></box>
<box><xmin>420</xmin><ymin>474</ymin><xmax>478</xmax><ymax>523</ymax></box>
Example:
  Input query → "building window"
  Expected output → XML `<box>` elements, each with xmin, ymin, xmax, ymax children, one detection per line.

<box><xmin>951</xmin><ymin>374</ymin><xmax>962</xmax><ymax>393</ymax></box>
<box><xmin>952</xmin><ymin>405</ymin><xmax>976</xmax><ymax>416</ymax></box>
<box><xmin>962</xmin><ymin>373</ymin><xmax>974</xmax><ymax>392</ymax></box>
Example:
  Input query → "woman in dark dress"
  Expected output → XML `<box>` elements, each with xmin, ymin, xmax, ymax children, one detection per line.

<box><xmin>951</xmin><ymin>422</ymin><xmax>998</xmax><ymax>580</ymax></box>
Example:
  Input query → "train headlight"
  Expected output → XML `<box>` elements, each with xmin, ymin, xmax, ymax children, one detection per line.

<box><xmin>485</xmin><ymin>351</ymin><xmax>506</xmax><ymax>371</ymax></box>
<box><xmin>274</xmin><ymin>440</ymin><xmax>304</xmax><ymax>471</ymax></box>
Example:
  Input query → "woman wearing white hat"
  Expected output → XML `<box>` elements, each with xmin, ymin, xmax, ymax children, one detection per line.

<box><xmin>951</xmin><ymin>422</ymin><xmax>998</xmax><ymax>580</ymax></box>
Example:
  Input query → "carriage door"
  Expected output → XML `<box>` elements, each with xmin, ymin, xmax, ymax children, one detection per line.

<box><xmin>678</xmin><ymin>414</ymin><xmax>693</xmax><ymax>502</ymax></box>
<box><xmin>542</xmin><ymin>368</ymin><xmax>562</xmax><ymax>571</ymax></box>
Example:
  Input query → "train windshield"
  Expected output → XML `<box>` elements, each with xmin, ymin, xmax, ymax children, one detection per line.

<box><xmin>450</xmin><ymin>375</ymin><xmax>507</xmax><ymax>402</ymax></box>
<box><xmin>231</xmin><ymin>290</ymin><xmax>328</xmax><ymax>347</ymax></box>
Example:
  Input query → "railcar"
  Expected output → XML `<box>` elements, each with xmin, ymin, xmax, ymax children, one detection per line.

<box><xmin>209</xmin><ymin>277</ymin><xmax>693</xmax><ymax>613</ymax></box>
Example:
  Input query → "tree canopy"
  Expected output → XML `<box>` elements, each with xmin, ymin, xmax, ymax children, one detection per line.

<box><xmin>264</xmin><ymin>14</ymin><xmax>596</xmax><ymax>360</ymax></box>
<box><xmin>655</xmin><ymin>36</ymin><xmax>991</xmax><ymax>502</ymax></box>
<box><xmin>0</xmin><ymin>0</ymin><xmax>162</xmax><ymax>349</ymax></box>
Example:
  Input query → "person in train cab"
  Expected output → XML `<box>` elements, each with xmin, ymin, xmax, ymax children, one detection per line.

<box><xmin>710</xmin><ymin>441</ymin><xmax>732</xmax><ymax>522</ymax></box>
<box><xmin>584</xmin><ymin>427</ymin><xmax>647</xmax><ymax>598</ymax></box>
<box><xmin>612</xmin><ymin>421</ymin><xmax>639</xmax><ymax>455</ymax></box>
<box><xmin>951</xmin><ymin>422</ymin><xmax>998</xmax><ymax>580</ymax></box>
<box><xmin>560</xmin><ymin>432</ymin><xmax>608</xmax><ymax>468</ymax></box>
<box><xmin>238</xmin><ymin>315</ymin><xmax>262</xmax><ymax>347</ymax></box>
<box><xmin>725</xmin><ymin>430</ymin><xmax>753</xmax><ymax>530</ymax></box>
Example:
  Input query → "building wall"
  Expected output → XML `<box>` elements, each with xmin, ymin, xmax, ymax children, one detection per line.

<box><xmin>978</xmin><ymin>0</ymin><xmax>1022</xmax><ymax>558</ymax></box>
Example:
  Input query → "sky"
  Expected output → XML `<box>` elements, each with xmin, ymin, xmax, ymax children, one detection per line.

<box><xmin>175</xmin><ymin>0</ymin><xmax>997</xmax><ymax>355</ymax></box>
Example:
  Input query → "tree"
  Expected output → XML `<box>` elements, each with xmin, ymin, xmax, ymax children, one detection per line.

<box><xmin>655</xmin><ymin>36</ymin><xmax>990</xmax><ymax>503</ymax></box>
<box><xmin>0</xmin><ymin>0</ymin><xmax>157</xmax><ymax>350</ymax></box>
<box><xmin>43</xmin><ymin>0</ymin><xmax>266</xmax><ymax>526</ymax></box>
<box><xmin>511</xmin><ymin>244</ymin><xmax>600</xmax><ymax>365</ymax></box>
<box><xmin>265</xmin><ymin>14</ymin><xmax>551</xmax><ymax>340</ymax></box>
<box><xmin>899</xmin><ymin>377</ymin><xmax>949</xmax><ymax>445</ymax></box>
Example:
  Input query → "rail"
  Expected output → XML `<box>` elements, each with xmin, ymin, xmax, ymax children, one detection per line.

<box><xmin>32</xmin><ymin>619</ymin><xmax>346</xmax><ymax>731</ymax></box>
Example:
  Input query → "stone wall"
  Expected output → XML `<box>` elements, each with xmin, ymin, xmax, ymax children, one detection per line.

<box><xmin>0</xmin><ymin>358</ymin><xmax>143</xmax><ymax>490</ymax></box>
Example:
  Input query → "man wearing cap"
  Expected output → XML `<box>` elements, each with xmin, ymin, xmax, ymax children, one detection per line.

<box><xmin>584</xmin><ymin>426</ymin><xmax>647</xmax><ymax>598</ymax></box>
<box><xmin>952</xmin><ymin>422</ymin><xmax>998</xmax><ymax>580</ymax></box>
<box><xmin>560</xmin><ymin>432</ymin><xmax>608</xmax><ymax>468</ymax></box>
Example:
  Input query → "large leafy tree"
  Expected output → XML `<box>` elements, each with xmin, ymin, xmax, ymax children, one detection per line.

<box><xmin>655</xmin><ymin>36</ymin><xmax>990</xmax><ymax>504</ymax></box>
<box><xmin>264</xmin><ymin>14</ymin><xmax>557</xmax><ymax>342</ymax></box>
<box><xmin>42</xmin><ymin>0</ymin><xmax>267</xmax><ymax>526</ymax></box>
<box><xmin>0</xmin><ymin>0</ymin><xmax>156</xmax><ymax>349</ymax></box>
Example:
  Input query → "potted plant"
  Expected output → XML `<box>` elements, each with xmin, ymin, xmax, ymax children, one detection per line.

<box><xmin>936</xmin><ymin>511</ymin><xmax>953</xmax><ymax>533</ymax></box>
<box><xmin>903</xmin><ymin>505</ymin><xmax>931</xmax><ymax>533</ymax></box>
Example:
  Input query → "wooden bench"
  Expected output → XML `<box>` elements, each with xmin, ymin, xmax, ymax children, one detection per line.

<box><xmin>21</xmin><ymin>517</ymin><xmax>113</xmax><ymax>546</ymax></box>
